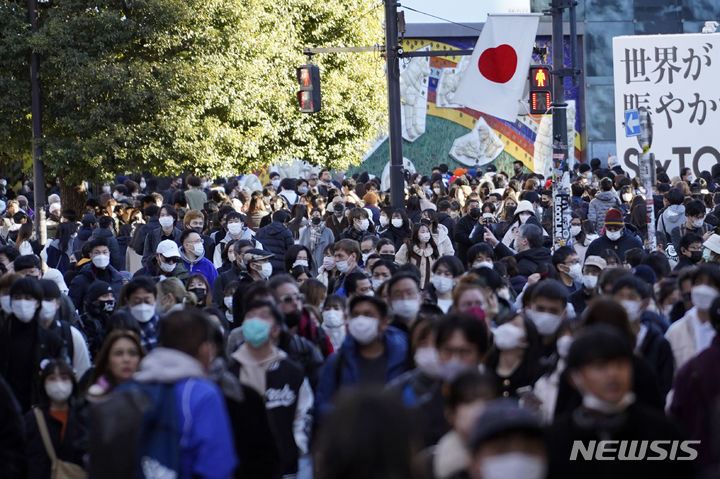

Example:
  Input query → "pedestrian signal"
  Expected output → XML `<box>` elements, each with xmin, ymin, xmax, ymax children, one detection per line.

<box><xmin>296</xmin><ymin>64</ymin><xmax>321</xmax><ymax>113</ymax></box>
<box><xmin>529</xmin><ymin>65</ymin><xmax>552</xmax><ymax>115</ymax></box>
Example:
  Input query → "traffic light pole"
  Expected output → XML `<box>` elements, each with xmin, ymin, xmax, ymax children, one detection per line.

<box><xmin>384</xmin><ymin>0</ymin><xmax>405</xmax><ymax>210</ymax></box>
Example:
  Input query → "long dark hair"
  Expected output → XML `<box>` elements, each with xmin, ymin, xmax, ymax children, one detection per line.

<box><xmin>403</xmin><ymin>223</ymin><xmax>439</xmax><ymax>261</ymax></box>
<box><xmin>57</xmin><ymin>221</ymin><xmax>78</xmax><ymax>253</ymax></box>
<box><xmin>89</xmin><ymin>330</ymin><xmax>145</xmax><ymax>391</ymax></box>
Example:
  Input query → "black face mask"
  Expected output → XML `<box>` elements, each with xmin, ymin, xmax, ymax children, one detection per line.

<box><xmin>284</xmin><ymin>311</ymin><xmax>302</xmax><ymax>329</ymax></box>
<box><xmin>191</xmin><ymin>226</ymin><xmax>204</xmax><ymax>235</ymax></box>
<box><xmin>312</xmin><ymin>217</ymin><xmax>322</xmax><ymax>225</ymax></box>
<box><xmin>505</xmin><ymin>206</ymin><xmax>516</xmax><ymax>218</ymax></box>
<box><xmin>690</xmin><ymin>251</ymin><xmax>703</xmax><ymax>263</ymax></box>
<box><xmin>189</xmin><ymin>288</ymin><xmax>207</xmax><ymax>306</ymax></box>
<box><xmin>541</xmin><ymin>200</ymin><xmax>551</xmax><ymax>208</ymax></box>
<box><xmin>88</xmin><ymin>299</ymin><xmax>115</xmax><ymax>318</ymax></box>
<box><xmin>469</xmin><ymin>208</ymin><xmax>481</xmax><ymax>219</ymax></box>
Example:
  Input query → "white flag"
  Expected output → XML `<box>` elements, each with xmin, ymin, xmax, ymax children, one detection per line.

<box><xmin>453</xmin><ymin>14</ymin><xmax>540</xmax><ymax>121</ymax></box>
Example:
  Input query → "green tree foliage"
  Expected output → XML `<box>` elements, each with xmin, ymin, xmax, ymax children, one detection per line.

<box><xmin>0</xmin><ymin>0</ymin><xmax>386</xmax><ymax>183</ymax></box>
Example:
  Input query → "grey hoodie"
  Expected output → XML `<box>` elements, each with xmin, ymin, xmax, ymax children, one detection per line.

<box><xmin>134</xmin><ymin>347</ymin><xmax>206</xmax><ymax>383</ymax></box>
<box><xmin>658</xmin><ymin>204</ymin><xmax>686</xmax><ymax>239</ymax></box>
<box><xmin>588</xmin><ymin>190</ymin><xmax>620</xmax><ymax>234</ymax></box>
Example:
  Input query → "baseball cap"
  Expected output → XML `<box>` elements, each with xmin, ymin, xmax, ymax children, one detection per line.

<box><xmin>156</xmin><ymin>240</ymin><xmax>181</xmax><ymax>259</ymax></box>
<box><xmin>243</xmin><ymin>248</ymin><xmax>274</xmax><ymax>263</ymax></box>
<box><xmin>468</xmin><ymin>399</ymin><xmax>543</xmax><ymax>449</ymax></box>
<box><xmin>583</xmin><ymin>255</ymin><xmax>607</xmax><ymax>270</ymax></box>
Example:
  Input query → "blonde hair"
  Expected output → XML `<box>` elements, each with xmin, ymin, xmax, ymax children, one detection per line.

<box><xmin>157</xmin><ymin>277</ymin><xmax>196</xmax><ymax>306</ymax></box>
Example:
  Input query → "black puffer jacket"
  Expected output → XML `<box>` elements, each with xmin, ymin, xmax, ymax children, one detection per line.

<box><xmin>255</xmin><ymin>222</ymin><xmax>294</xmax><ymax>273</ymax></box>
<box><xmin>514</xmin><ymin>246</ymin><xmax>553</xmax><ymax>277</ymax></box>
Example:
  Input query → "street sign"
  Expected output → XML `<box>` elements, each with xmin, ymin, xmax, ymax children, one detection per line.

<box><xmin>624</xmin><ymin>109</ymin><xmax>641</xmax><ymax>137</ymax></box>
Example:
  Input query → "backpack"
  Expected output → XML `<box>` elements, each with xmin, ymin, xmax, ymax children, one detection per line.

<box><xmin>89</xmin><ymin>381</ymin><xmax>181</xmax><ymax>479</ymax></box>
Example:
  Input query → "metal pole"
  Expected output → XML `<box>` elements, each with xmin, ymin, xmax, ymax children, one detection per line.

<box><xmin>550</xmin><ymin>0</ymin><xmax>570</xmax><ymax>250</ymax></box>
<box><xmin>28</xmin><ymin>0</ymin><xmax>46</xmax><ymax>234</ymax></box>
<box><xmin>384</xmin><ymin>0</ymin><xmax>405</xmax><ymax>210</ymax></box>
<box><xmin>638</xmin><ymin>108</ymin><xmax>656</xmax><ymax>250</ymax></box>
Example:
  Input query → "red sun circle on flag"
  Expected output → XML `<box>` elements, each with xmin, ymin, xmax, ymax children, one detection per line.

<box><xmin>477</xmin><ymin>44</ymin><xmax>518</xmax><ymax>84</ymax></box>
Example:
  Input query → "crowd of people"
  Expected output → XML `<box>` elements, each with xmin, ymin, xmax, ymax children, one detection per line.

<box><xmin>0</xmin><ymin>157</ymin><xmax>719</xmax><ymax>478</ymax></box>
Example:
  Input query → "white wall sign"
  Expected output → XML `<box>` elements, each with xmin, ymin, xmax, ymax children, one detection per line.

<box><xmin>613</xmin><ymin>33</ymin><xmax>720</xmax><ymax>178</ymax></box>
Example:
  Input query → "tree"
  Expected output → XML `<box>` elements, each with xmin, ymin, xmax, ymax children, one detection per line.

<box><xmin>0</xmin><ymin>0</ymin><xmax>386</xmax><ymax>185</ymax></box>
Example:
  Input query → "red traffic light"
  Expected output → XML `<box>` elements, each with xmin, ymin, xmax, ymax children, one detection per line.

<box><xmin>530</xmin><ymin>66</ymin><xmax>551</xmax><ymax>89</ymax></box>
<box><xmin>529</xmin><ymin>65</ymin><xmax>552</xmax><ymax>115</ymax></box>
<box><xmin>296</xmin><ymin>64</ymin><xmax>321</xmax><ymax>113</ymax></box>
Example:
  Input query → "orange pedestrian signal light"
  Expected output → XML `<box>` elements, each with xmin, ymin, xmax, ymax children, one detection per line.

<box><xmin>528</xmin><ymin>65</ymin><xmax>552</xmax><ymax>115</ymax></box>
<box><xmin>296</xmin><ymin>64</ymin><xmax>321</xmax><ymax>114</ymax></box>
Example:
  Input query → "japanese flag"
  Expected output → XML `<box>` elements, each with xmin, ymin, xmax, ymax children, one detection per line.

<box><xmin>453</xmin><ymin>14</ymin><xmax>541</xmax><ymax>121</ymax></box>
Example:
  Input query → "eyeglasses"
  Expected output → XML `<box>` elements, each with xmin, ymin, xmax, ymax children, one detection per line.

<box><xmin>279</xmin><ymin>293</ymin><xmax>304</xmax><ymax>304</ymax></box>
<box><xmin>161</xmin><ymin>256</ymin><xmax>180</xmax><ymax>264</ymax></box>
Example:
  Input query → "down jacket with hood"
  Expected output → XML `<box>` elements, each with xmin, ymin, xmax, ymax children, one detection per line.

<box><xmin>587</xmin><ymin>190</ymin><xmax>620</xmax><ymax>234</ymax></box>
<box><xmin>255</xmin><ymin>221</ymin><xmax>294</xmax><ymax>273</ymax></box>
<box><xmin>657</xmin><ymin>204</ymin><xmax>687</xmax><ymax>241</ymax></box>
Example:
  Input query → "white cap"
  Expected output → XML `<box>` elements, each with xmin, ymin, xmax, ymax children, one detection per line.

<box><xmin>156</xmin><ymin>239</ymin><xmax>181</xmax><ymax>259</ymax></box>
<box><xmin>703</xmin><ymin>234</ymin><xmax>720</xmax><ymax>254</ymax></box>
<box><xmin>515</xmin><ymin>200</ymin><xmax>534</xmax><ymax>215</ymax></box>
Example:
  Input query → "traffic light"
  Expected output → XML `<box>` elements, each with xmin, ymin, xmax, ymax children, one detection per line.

<box><xmin>296</xmin><ymin>64</ymin><xmax>321</xmax><ymax>113</ymax></box>
<box><xmin>528</xmin><ymin>65</ymin><xmax>552</xmax><ymax>115</ymax></box>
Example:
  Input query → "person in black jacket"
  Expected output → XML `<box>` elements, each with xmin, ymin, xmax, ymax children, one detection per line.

<box><xmin>0</xmin><ymin>277</ymin><xmax>64</xmax><ymax>412</ymax></box>
<box><xmin>453</xmin><ymin>199</ymin><xmax>484</xmax><ymax>263</ymax></box>
<box><xmin>493</xmin><ymin>223</ymin><xmax>552</xmax><ymax>277</ymax></box>
<box><xmin>131</xmin><ymin>204</ymin><xmax>159</xmax><ymax>256</ymax></box>
<box><xmin>90</xmin><ymin>216</ymin><xmax>123</xmax><ymax>271</ymax></box>
<box><xmin>255</xmin><ymin>210</ymin><xmax>294</xmax><ymax>274</ymax></box>
<box><xmin>141</xmin><ymin>204</ymin><xmax>183</xmax><ymax>268</ymax></box>
<box><xmin>0</xmin><ymin>373</ymin><xmax>26</xmax><ymax>478</ymax></box>
<box><xmin>380</xmin><ymin>209</ymin><xmax>412</xmax><ymax>250</ymax></box>
<box><xmin>68</xmin><ymin>237</ymin><xmax>124</xmax><ymax>314</ymax></box>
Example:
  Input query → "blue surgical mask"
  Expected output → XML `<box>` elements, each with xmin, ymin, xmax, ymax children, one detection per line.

<box><xmin>242</xmin><ymin>318</ymin><xmax>271</xmax><ymax>347</ymax></box>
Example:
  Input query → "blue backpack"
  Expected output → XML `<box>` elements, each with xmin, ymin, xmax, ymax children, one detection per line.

<box><xmin>89</xmin><ymin>381</ymin><xmax>181</xmax><ymax>479</ymax></box>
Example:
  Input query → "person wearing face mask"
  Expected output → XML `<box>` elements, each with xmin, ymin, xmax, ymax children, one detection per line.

<box><xmin>665</xmin><ymin>265</ymin><xmax>720</xmax><ymax>370</ymax></box>
<box><xmin>79</xmin><ymin>281</ymin><xmax>117</xmax><ymax>358</ymax></box>
<box><xmin>339</xmin><ymin>208</ymin><xmax>373</xmax><ymax>242</ymax></box>
<box><xmin>120</xmin><ymin>276</ymin><xmax>161</xmax><ymax>351</ymax></box>
<box><xmin>212</xmin><ymin>212</ymin><xmax>261</xmax><ymax>268</ymax></box>
<box><xmin>611</xmin><ymin>277</ymin><xmax>675</xmax><ymax>396</ymax></box>
<box><xmin>427</xmin><ymin>256</ymin><xmax>464</xmax><ymax>314</ymax></box>
<box><xmin>394</xmin><ymin>224</ymin><xmax>439</xmax><ymax>290</ymax></box>
<box><xmin>524</xmin><ymin>280</ymin><xmax>568</xmax><ymax>359</ymax></box>
<box><xmin>380</xmin><ymin>209</ymin><xmax>412</xmax><ymax>250</ymax></box>
<box><xmin>134</xmin><ymin>239</ymin><xmax>190</xmax><ymax>282</ymax></box>
<box><xmin>500</xmin><ymin>200</ymin><xmax>540</xmax><ymax>248</ymax></box>
<box><xmin>547</xmin><ymin>324</ymin><xmax>690</xmax><ymax>479</ymax></box>
<box><xmin>588</xmin><ymin>177</ymin><xmax>621</xmax><ymax>234</ymax></box>
<box><xmin>183</xmin><ymin>209</ymin><xmax>216</xmax><ymax>263</ymax></box>
<box><xmin>68</xmin><ymin>238</ymin><xmax>124</xmax><ymax>314</ymax></box>
<box><xmin>141</xmin><ymin>204</ymin><xmax>182</xmax><ymax>268</ymax></box>
<box><xmin>255</xmin><ymin>210</ymin><xmax>294</xmax><ymax>274</ymax></box>
<box><xmin>453</xmin><ymin>198</ymin><xmax>484</xmax><ymax>262</ymax></box>
<box><xmin>38</xmin><ymin>280</ymin><xmax>91</xmax><ymax>379</ymax></box>
<box><xmin>24</xmin><ymin>359</ymin><xmax>87</xmax><ymax>478</ymax></box>
<box><xmin>552</xmin><ymin>246</ymin><xmax>583</xmax><ymax>294</ymax></box>
<box><xmin>321</xmin><ymin>295</ymin><xmax>347</xmax><ymax>350</ymax></box>
<box><xmin>299</xmin><ymin>208</ymin><xmax>334</xmax><ymax>276</ymax></box>
<box><xmin>467</xmin><ymin>400</ymin><xmax>548</xmax><ymax>479</ymax></box>
<box><xmin>328</xmin><ymin>239</ymin><xmax>363</xmax><ymax>296</ymax></box>
<box><xmin>673</xmin><ymin>232</ymin><xmax>705</xmax><ymax>271</ymax></box>
<box><xmin>178</xmin><ymin>230</ymin><xmax>218</xmax><ymax>288</ymax></box>
<box><xmin>315</xmin><ymin>295</ymin><xmax>408</xmax><ymax>418</ymax></box>
<box><xmin>386</xmin><ymin>272</ymin><xmax>423</xmax><ymax>333</ymax></box>
<box><xmin>568</xmin><ymin>255</ymin><xmax>606</xmax><ymax>317</ymax></box>
<box><xmin>0</xmin><ymin>277</ymin><xmax>64</xmax><ymax>412</ymax></box>
<box><xmin>211</xmin><ymin>244</ymin><xmax>271</xmax><ymax>306</ymax></box>
<box><xmin>89</xmin><ymin>215</ymin><xmax>123</xmax><ymax>271</ymax></box>
<box><xmin>671</xmin><ymin>199</ymin><xmax>713</xmax><ymax>251</ymax></box>
<box><xmin>230</xmin><ymin>300</ymin><xmax>313</xmax><ymax>477</ymax></box>
<box><xmin>585</xmin><ymin>208</ymin><xmax>642</xmax><ymax>260</ymax></box>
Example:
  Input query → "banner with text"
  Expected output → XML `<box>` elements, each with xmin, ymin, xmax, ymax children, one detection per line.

<box><xmin>613</xmin><ymin>33</ymin><xmax>720</xmax><ymax>178</ymax></box>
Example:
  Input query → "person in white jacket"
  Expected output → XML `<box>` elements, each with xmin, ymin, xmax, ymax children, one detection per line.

<box><xmin>421</xmin><ymin>209</ymin><xmax>455</xmax><ymax>256</ymax></box>
<box><xmin>665</xmin><ymin>265</ymin><xmax>719</xmax><ymax>371</ymax></box>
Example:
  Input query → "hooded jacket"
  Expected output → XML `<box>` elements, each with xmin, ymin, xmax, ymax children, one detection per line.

<box><xmin>180</xmin><ymin>248</ymin><xmax>218</xmax><ymax>289</ymax></box>
<box><xmin>657</xmin><ymin>204</ymin><xmax>686</xmax><ymax>240</ymax></box>
<box><xmin>68</xmin><ymin>263</ymin><xmax>124</xmax><ymax>314</ymax></box>
<box><xmin>90</xmin><ymin>227</ymin><xmax>123</xmax><ymax>271</ymax></box>
<box><xmin>588</xmin><ymin>190</ymin><xmax>620</xmax><ymax>234</ymax></box>
<box><xmin>134</xmin><ymin>347</ymin><xmax>237</xmax><ymax>479</ymax></box>
<box><xmin>255</xmin><ymin>222</ymin><xmax>294</xmax><ymax>273</ymax></box>
<box><xmin>315</xmin><ymin>326</ymin><xmax>408</xmax><ymax>418</ymax></box>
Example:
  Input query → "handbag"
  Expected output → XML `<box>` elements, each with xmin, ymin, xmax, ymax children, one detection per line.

<box><xmin>33</xmin><ymin>408</ymin><xmax>87</xmax><ymax>479</ymax></box>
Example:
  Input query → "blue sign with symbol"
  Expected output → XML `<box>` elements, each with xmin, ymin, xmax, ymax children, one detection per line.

<box><xmin>624</xmin><ymin>109</ymin><xmax>641</xmax><ymax>137</ymax></box>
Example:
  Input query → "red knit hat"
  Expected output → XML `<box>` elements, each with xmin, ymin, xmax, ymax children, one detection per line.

<box><xmin>604</xmin><ymin>208</ymin><xmax>624</xmax><ymax>226</ymax></box>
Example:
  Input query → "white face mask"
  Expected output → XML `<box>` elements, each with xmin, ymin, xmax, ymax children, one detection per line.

<box><xmin>391</xmin><ymin>218</ymin><xmax>403</xmax><ymax>228</ymax></box>
<box><xmin>223</xmin><ymin>296</ymin><xmax>233</xmax><ymax>311</ymax></box>
<box><xmin>193</xmin><ymin>243</ymin><xmax>204</xmax><ymax>257</ymax></box>
<box><xmin>92</xmin><ymin>254</ymin><xmax>110</xmax><ymax>269</ymax></box>
<box><xmin>322</xmin><ymin>256</ymin><xmax>335</xmax><ymax>270</ymax></box>
<box><xmin>526</xmin><ymin>309</ymin><xmax>563</xmax><ymax>336</ymax></box>
<box><xmin>357</xmin><ymin>218</ymin><xmax>370</xmax><ymax>231</ymax></box>
<box><xmin>691</xmin><ymin>284</ymin><xmax>718</xmax><ymax>311</ymax></box>
<box><xmin>622</xmin><ymin>193</ymin><xmax>633</xmax><ymax>202</ymax></box>
<box><xmin>112</xmin><ymin>191</ymin><xmax>121</xmax><ymax>200</ymax></box>
<box><xmin>140</xmin><ymin>181</ymin><xmax>146</xmax><ymax>189</ymax></box>
<box><xmin>322</xmin><ymin>309</ymin><xmax>345</xmax><ymax>328</ymax></box>
<box><xmin>392</xmin><ymin>299</ymin><xmax>420</xmax><ymax>318</ymax></box>
<box><xmin>158</xmin><ymin>259</ymin><xmax>176</xmax><ymax>273</ymax></box>
<box><xmin>361</xmin><ymin>253</ymin><xmax>371</xmax><ymax>264</ymax></box>
<box><xmin>556</xmin><ymin>335</ymin><xmax>573</xmax><ymax>358</ymax></box>
<box><xmin>159</xmin><ymin>216</ymin><xmax>174</xmax><ymax>229</ymax></box>
<box><xmin>0</xmin><ymin>295</ymin><xmax>12</xmax><ymax>315</ymax></box>
<box><xmin>12</xmin><ymin>299</ymin><xmax>37</xmax><ymax>323</ymax></box>
<box><xmin>335</xmin><ymin>260</ymin><xmax>351</xmax><ymax>273</ymax></box>
<box><xmin>492</xmin><ymin>323</ymin><xmax>526</xmax><ymax>350</ymax></box>
<box><xmin>414</xmin><ymin>347</ymin><xmax>443</xmax><ymax>378</ymax></box>
<box><xmin>606</xmin><ymin>229</ymin><xmax>622</xmax><ymax>241</ymax></box>
<box><xmin>40</xmin><ymin>300</ymin><xmax>58</xmax><ymax>322</ymax></box>
<box><xmin>130</xmin><ymin>303</ymin><xmax>155</xmax><ymax>323</ymax></box>
<box><xmin>570</xmin><ymin>225</ymin><xmax>582</xmax><ymax>237</ymax></box>
<box><xmin>473</xmin><ymin>261</ymin><xmax>493</xmax><ymax>270</ymax></box>
<box><xmin>418</xmin><ymin>232</ymin><xmax>431</xmax><ymax>243</ymax></box>
<box><xmin>433</xmin><ymin>187</ymin><xmax>441</xmax><ymax>195</ymax></box>
<box><xmin>518</xmin><ymin>212</ymin><xmax>532</xmax><ymax>224</ymax></box>
<box><xmin>620</xmin><ymin>299</ymin><xmax>643</xmax><ymax>322</ymax></box>
<box><xmin>227</xmin><ymin>222</ymin><xmax>243</xmax><ymax>236</ymax></box>
<box><xmin>45</xmin><ymin>380</ymin><xmax>73</xmax><ymax>403</ymax></box>
<box><xmin>348</xmin><ymin>315</ymin><xmax>379</xmax><ymax>345</ymax></box>
<box><xmin>379</xmin><ymin>216</ymin><xmax>389</xmax><ymax>227</ymax></box>
<box><xmin>478</xmin><ymin>453</ymin><xmax>546</xmax><ymax>479</ymax></box>
<box><xmin>582</xmin><ymin>274</ymin><xmax>598</xmax><ymax>290</ymax></box>
<box><xmin>693</xmin><ymin>218</ymin><xmax>705</xmax><ymax>228</ymax></box>
<box><xmin>371</xmin><ymin>278</ymin><xmax>385</xmax><ymax>291</ymax></box>
<box><xmin>271</xmin><ymin>179</ymin><xmax>280</xmax><ymax>189</ymax></box>
<box><xmin>566</xmin><ymin>263</ymin><xmax>583</xmax><ymax>282</ymax></box>
<box><xmin>255</xmin><ymin>262</ymin><xmax>272</xmax><ymax>279</ymax></box>
<box><xmin>293</xmin><ymin>259</ymin><xmax>309</xmax><ymax>269</ymax></box>
<box><xmin>430</xmin><ymin>275</ymin><xmax>454</xmax><ymax>293</ymax></box>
